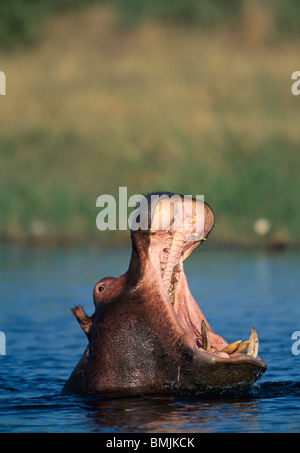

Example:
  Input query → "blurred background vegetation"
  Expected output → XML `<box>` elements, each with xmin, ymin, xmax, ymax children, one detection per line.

<box><xmin>0</xmin><ymin>0</ymin><xmax>300</xmax><ymax>248</ymax></box>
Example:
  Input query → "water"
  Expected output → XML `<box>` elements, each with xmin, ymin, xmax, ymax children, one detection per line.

<box><xmin>0</xmin><ymin>246</ymin><xmax>299</xmax><ymax>433</ymax></box>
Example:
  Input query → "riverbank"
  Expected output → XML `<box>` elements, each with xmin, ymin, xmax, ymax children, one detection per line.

<box><xmin>0</xmin><ymin>229</ymin><xmax>297</xmax><ymax>253</ymax></box>
<box><xmin>1</xmin><ymin>4</ymin><xmax>299</xmax><ymax>248</ymax></box>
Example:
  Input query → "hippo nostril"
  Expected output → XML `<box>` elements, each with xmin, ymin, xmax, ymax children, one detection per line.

<box><xmin>98</xmin><ymin>285</ymin><xmax>105</xmax><ymax>292</ymax></box>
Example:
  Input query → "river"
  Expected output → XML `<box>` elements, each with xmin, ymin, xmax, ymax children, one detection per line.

<box><xmin>0</xmin><ymin>246</ymin><xmax>299</xmax><ymax>432</ymax></box>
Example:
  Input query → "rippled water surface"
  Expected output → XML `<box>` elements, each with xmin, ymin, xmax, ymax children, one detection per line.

<box><xmin>0</xmin><ymin>246</ymin><xmax>299</xmax><ymax>432</ymax></box>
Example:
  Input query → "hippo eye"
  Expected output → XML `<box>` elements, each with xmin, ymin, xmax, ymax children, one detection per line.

<box><xmin>98</xmin><ymin>285</ymin><xmax>105</xmax><ymax>292</ymax></box>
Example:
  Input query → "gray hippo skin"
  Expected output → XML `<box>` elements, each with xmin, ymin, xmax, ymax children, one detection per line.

<box><xmin>62</xmin><ymin>192</ymin><xmax>267</xmax><ymax>395</ymax></box>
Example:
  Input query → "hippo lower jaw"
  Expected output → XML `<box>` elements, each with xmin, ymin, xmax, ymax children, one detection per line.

<box><xmin>150</xmin><ymin>232</ymin><xmax>266</xmax><ymax>383</ymax></box>
<box><xmin>144</xmin><ymin>196</ymin><xmax>267</xmax><ymax>389</ymax></box>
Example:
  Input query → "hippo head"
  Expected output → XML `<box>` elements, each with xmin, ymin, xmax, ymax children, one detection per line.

<box><xmin>62</xmin><ymin>192</ymin><xmax>267</xmax><ymax>395</ymax></box>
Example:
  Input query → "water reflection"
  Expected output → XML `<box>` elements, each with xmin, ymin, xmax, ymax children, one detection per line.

<box><xmin>82</xmin><ymin>394</ymin><xmax>263</xmax><ymax>433</ymax></box>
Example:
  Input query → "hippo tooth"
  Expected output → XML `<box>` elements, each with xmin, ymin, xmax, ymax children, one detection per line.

<box><xmin>221</xmin><ymin>340</ymin><xmax>242</xmax><ymax>355</ymax></box>
<box><xmin>171</xmin><ymin>273</ymin><xmax>178</xmax><ymax>284</ymax></box>
<box><xmin>246</xmin><ymin>327</ymin><xmax>259</xmax><ymax>358</ymax></box>
<box><xmin>173</xmin><ymin>264</ymin><xmax>182</xmax><ymax>272</ymax></box>
<box><xmin>168</xmin><ymin>291</ymin><xmax>175</xmax><ymax>304</ymax></box>
<box><xmin>191</xmin><ymin>233</ymin><xmax>206</xmax><ymax>241</ymax></box>
<box><xmin>201</xmin><ymin>320</ymin><xmax>211</xmax><ymax>352</ymax></box>
<box><xmin>162</xmin><ymin>230</ymin><xmax>186</xmax><ymax>291</ymax></box>
<box><xmin>188</xmin><ymin>217</ymin><xmax>196</xmax><ymax>224</ymax></box>
<box><xmin>235</xmin><ymin>340</ymin><xmax>250</xmax><ymax>354</ymax></box>
<box><xmin>160</xmin><ymin>262</ymin><xmax>166</xmax><ymax>270</ymax></box>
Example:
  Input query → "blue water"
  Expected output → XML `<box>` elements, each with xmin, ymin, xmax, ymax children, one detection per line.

<box><xmin>0</xmin><ymin>246</ymin><xmax>299</xmax><ymax>432</ymax></box>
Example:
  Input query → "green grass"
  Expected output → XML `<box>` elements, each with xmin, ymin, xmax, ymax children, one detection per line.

<box><xmin>1</xmin><ymin>0</ymin><xmax>300</xmax><ymax>49</ymax></box>
<box><xmin>0</xmin><ymin>4</ymin><xmax>300</xmax><ymax>248</ymax></box>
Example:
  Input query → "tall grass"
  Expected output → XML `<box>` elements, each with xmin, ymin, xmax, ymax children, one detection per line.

<box><xmin>0</xmin><ymin>4</ymin><xmax>299</xmax><ymax>247</ymax></box>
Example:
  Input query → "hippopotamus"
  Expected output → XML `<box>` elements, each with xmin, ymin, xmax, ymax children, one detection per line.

<box><xmin>62</xmin><ymin>192</ymin><xmax>267</xmax><ymax>395</ymax></box>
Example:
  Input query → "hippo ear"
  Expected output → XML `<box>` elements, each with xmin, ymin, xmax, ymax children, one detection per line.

<box><xmin>72</xmin><ymin>305</ymin><xmax>93</xmax><ymax>339</ymax></box>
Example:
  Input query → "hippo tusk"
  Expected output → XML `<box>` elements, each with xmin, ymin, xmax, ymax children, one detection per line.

<box><xmin>201</xmin><ymin>320</ymin><xmax>211</xmax><ymax>352</ymax></box>
<box><xmin>246</xmin><ymin>327</ymin><xmax>259</xmax><ymax>358</ymax></box>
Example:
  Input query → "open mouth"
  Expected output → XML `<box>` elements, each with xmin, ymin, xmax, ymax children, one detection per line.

<box><xmin>65</xmin><ymin>191</ymin><xmax>266</xmax><ymax>395</ymax></box>
<box><xmin>145</xmin><ymin>194</ymin><xmax>262</xmax><ymax>363</ymax></box>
